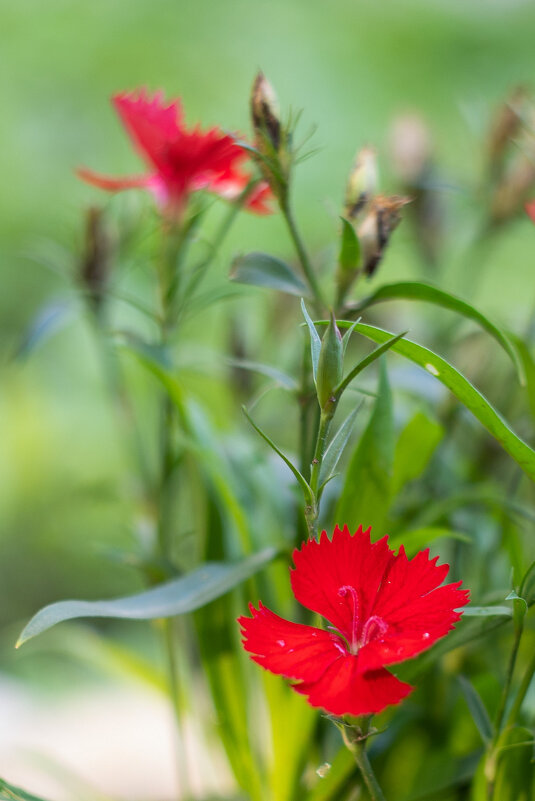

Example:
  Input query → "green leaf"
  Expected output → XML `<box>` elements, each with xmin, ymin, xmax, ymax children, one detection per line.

<box><xmin>355</xmin><ymin>281</ymin><xmax>524</xmax><ymax>382</ymax></box>
<box><xmin>338</xmin><ymin>217</ymin><xmax>360</xmax><ymax>272</ymax></box>
<box><xmin>335</xmin><ymin>330</ymin><xmax>407</xmax><ymax>397</ymax></box>
<box><xmin>15</xmin><ymin>298</ymin><xmax>78</xmax><ymax>360</ymax></box>
<box><xmin>513</xmin><ymin>336</ymin><xmax>535</xmax><ymax>419</ymax></box>
<box><xmin>242</xmin><ymin>406</ymin><xmax>314</xmax><ymax>504</ymax></box>
<box><xmin>520</xmin><ymin>561</ymin><xmax>535</xmax><ymax>604</ymax></box>
<box><xmin>336</xmin><ymin>360</ymin><xmax>394</xmax><ymax>532</ymax></box>
<box><xmin>306</xmin><ymin>747</ymin><xmax>356</xmax><ymax>801</ymax></box>
<box><xmin>0</xmin><ymin>779</ymin><xmax>53</xmax><ymax>801</ymax></box>
<box><xmin>458</xmin><ymin>675</ymin><xmax>494</xmax><ymax>744</ymax></box>
<box><xmin>388</xmin><ymin>526</ymin><xmax>471</xmax><ymax>557</ymax></box>
<box><xmin>301</xmin><ymin>299</ymin><xmax>321</xmax><ymax>382</ymax></box>
<box><xmin>462</xmin><ymin>606</ymin><xmax>513</xmax><ymax>617</ymax></box>
<box><xmin>230</xmin><ymin>252</ymin><xmax>309</xmax><ymax>297</ymax></box>
<box><xmin>17</xmin><ymin>548</ymin><xmax>277</xmax><ymax>646</ymax></box>
<box><xmin>392</xmin><ymin>412</ymin><xmax>444</xmax><ymax>495</ymax></box>
<box><xmin>226</xmin><ymin>358</ymin><xmax>298</xmax><ymax>390</ymax></box>
<box><xmin>318</xmin><ymin>403</ymin><xmax>362</xmax><ymax>490</ymax></box>
<box><xmin>492</xmin><ymin>726</ymin><xmax>534</xmax><ymax>801</ymax></box>
<box><xmin>338</xmin><ymin>322</ymin><xmax>535</xmax><ymax>484</ymax></box>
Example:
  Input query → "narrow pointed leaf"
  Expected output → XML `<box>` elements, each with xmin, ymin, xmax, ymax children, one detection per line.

<box><xmin>338</xmin><ymin>217</ymin><xmax>360</xmax><ymax>272</ymax></box>
<box><xmin>301</xmin><ymin>298</ymin><xmax>321</xmax><ymax>382</ymax></box>
<box><xmin>242</xmin><ymin>406</ymin><xmax>314</xmax><ymax>503</ymax></box>
<box><xmin>230</xmin><ymin>252</ymin><xmax>309</xmax><ymax>297</ymax></box>
<box><xmin>227</xmin><ymin>358</ymin><xmax>298</xmax><ymax>390</ymax></box>
<box><xmin>15</xmin><ymin>298</ymin><xmax>78</xmax><ymax>360</ymax></box>
<box><xmin>0</xmin><ymin>779</ymin><xmax>53</xmax><ymax>801</ymax></box>
<box><xmin>318</xmin><ymin>403</ymin><xmax>362</xmax><ymax>488</ymax></box>
<box><xmin>354</xmin><ymin>281</ymin><xmax>524</xmax><ymax>382</ymax></box>
<box><xmin>17</xmin><ymin>548</ymin><xmax>277</xmax><ymax>647</ymax></box>
<box><xmin>458</xmin><ymin>675</ymin><xmax>494</xmax><ymax>744</ymax></box>
<box><xmin>335</xmin><ymin>330</ymin><xmax>407</xmax><ymax>397</ymax></box>
<box><xmin>388</xmin><ymin>527</ymin><xmax>471</xmax><ymax>556</ymax></box>
<box><xmin>336</xmin><ymin>322</ymin><xmax>535</xmax><ymax>483</ymax></box>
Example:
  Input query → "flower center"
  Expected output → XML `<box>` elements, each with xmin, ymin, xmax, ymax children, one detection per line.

<box><xmin>337</xmin><ymin>585</ymin><xmax>388</xmax><ymax>655</ymax></box>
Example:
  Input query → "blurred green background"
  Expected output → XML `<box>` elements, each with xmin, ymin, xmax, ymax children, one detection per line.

<box><xmin>1</xmin><ymin>0</ymin><xmax>535</xmax><ymax>644</ymax></box>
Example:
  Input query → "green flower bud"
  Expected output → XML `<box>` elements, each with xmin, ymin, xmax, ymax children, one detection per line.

<box><xmin>316</xmin><ymin>311</ymin><xmax>343</xmax><ymax>411</ymax></box>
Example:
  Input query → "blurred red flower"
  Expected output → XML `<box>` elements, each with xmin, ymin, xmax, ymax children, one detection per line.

<box><xmin>525</xmin><ymin>200</ymin><xmax>535</xmax><ymax>223</ymax></box>
<box><xmin>239</xmin><ymin>525</ymin><xmax>469</xmax><ymax>717</ymax></box>
<box><xmin>77</xmin><ymin>89</ymin><xmax>272</xmax><ymax>218</ymax></box>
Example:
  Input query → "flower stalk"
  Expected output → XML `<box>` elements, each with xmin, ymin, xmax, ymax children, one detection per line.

<box><xmin>341</xmin><ymin>720</ymin><xmax>386</xmax><ymax>801</ymax></box>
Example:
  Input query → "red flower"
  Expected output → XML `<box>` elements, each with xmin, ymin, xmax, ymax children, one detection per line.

<box><xmin>525</xmin><ymin>200</ymin><xmax>535</xmax><ymax>223</ymax></box>
<box><xmin>239</xmin><ymin>525</ymin><xmax>469</xmax><ymax>717</ymax></box>
<box><xmin>77</xmin><ymin>89</ymin><xmax>272</xmax><ymax>218</ymax></box>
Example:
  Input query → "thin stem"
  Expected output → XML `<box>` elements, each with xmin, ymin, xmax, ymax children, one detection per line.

<box><xmin>280</xmin><ymin>197</ymin><xmax>324</xmax><ymax>312</ymax></box>
<box><xmin>352</xmin><ymin>742</ymin><xmax>387</xmax><ymax>801</ymax></box>
<box><xmin>494</xmin><ymin>623</ymin><xmax>523</xmax><ymax>733</ymax></box>
<box><xmin>310</xmin><ymin>411</ymin><xmax>334</xmax><ymax>498</ymax></box>
<box><xmin>506</xmin><ymin>645</ymin><xmax>535</xmax><ymax>727</ymax></box>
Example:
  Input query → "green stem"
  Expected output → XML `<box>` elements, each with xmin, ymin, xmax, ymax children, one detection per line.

<box><xmin>163</xmin><ymin>618</ymin><xmax>191</xmax><ymax>800</ymax></box>
<box><xmin>506</xmin><ymin>644</ymin><xmax>535</xmax><ymax>727</ymax></box>
<box><xmin>280</xmin><ymin>197</ymin><xmax>324</xmax><ymax>312</ymax></box>
<box><xmin>352</xmin><ymin>742</ymin><xmax>387</xmax><ymax>801</ymax></box>
<box><xmin>494</xmin><ymin>623</ymin><xmax>523</xmax><ymax>734</ymax></box>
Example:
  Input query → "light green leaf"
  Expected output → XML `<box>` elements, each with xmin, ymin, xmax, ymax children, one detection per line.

<box><xmin>319</xmin><ymin>403</ymin><xmax>362</xmax><ymax>490</ymax></box>
<box><xmin>338</xmin><ymin>322</ymin><xmax>535</xmax><ymax>484</ymax></box>
<box><xmin>335</xmin><ymin>331</ymin><xmax>407</xmax><ymax>397</ymax></box>
<box><xmin>226</xmin><ymin>358</ymin><xmax>298</xmax><ymax>390</ymax></box>
<box><xmin>301</xmin><ymin>298</ymin><xmax>321</xmax><ymax>382</ymax></box>
<box><xmin>336</xmin><ymin>360</ymin><xmax>394</xmax><ymax>532</ymax></box>
<box><xmin>458</xmin><ymin>675</ymin><xmax>494</xmax><ymax>744</ymax></box>
<box><xmin>462</xmin><ymin>606</ymin><xmax>513</xmax><ymax>617</ymax></box>
<box><xmin>15</xmin><ymin>298</ymin><xmax>78</xmax><ymax>360</ymax></box>
<box><xmin>493</xmin><ymin>726</ymin><xmax>534</xmax><ymax>801</ymax></box>
<box><xmin>520</xmin><ymin>561</ymin><xmax>535</xmax><ymax>604</ymax></box>
<box><xmin>230</xmin><ymin>252</ymin><xmax>309</xmax><ymax>297</ymax></box>
<box><xmin>355</xmin><ymin>281</ymin><xmax>524</xmax><ymax>382</ymax></box>
<box><xmin>392</xmin><ymin>412</ymin><xmax>444</xmax><ymax>496</ymax></box>
<box><xmin>17</xmin><ymin>548</ymin><xmax>277</xmax><ymax>647</ymax></box>
<box><xmin>338</xmin><ymin>217</ymin><xmax>360</xmax><ymax>272</ymax></box>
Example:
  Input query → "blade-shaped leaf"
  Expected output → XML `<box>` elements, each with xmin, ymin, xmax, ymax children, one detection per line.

<box><xmin>392</xmin><ymin>412</ymin><xmax>444</xmax><ymax>495</ymax></box>
<box><xmin>335</xmin><ymin>330</ymin><xmax>407</xmax><ymax>397</ymax></box>
<box><xmin>15</xmin><ymin>298</ymin><xmax>78</xmax><ymax>360</ymax></box>
<box><xmin>242</xmin><ymin>406</ymin><xmax>314</xmax><ymax>503</ymax></box>
<box><xmin>493</xmin><ymin>726</ymin><xmax>535</xmax><ymax>801</ymax></box>
<box><xmin>354</xmin><ymin>281</ymin><xmax>524</xmax><ymax>382</ymax></box>
<box><xmin>17</xmin><ymin>548</ymin><xmax>277</xmax><ymax>647</ymax></box>
<box><xmin>230</xmin><ymin>252</ymin><xmax>309</xmax><ymax>297</ymax></box>
<box><xmin>0</xmin><ymin>779</ymin><xmax>53</xmax><ymax>801</ymax></box>
<box><xmin>226</xmin><ymin>358</ymin><xmax>298</xmax><ymax>390</ymax></box>
<box><xmin>458</xmin><ymin>675</ymin><xmax>494</xmax><ymax>744</ymax></box>
<box><xmin>301</xmin><ymin>299</ymin><xmax>321</xmax><ymax>382</ymax></box>
<box><xmin>388</xmin><ymin>527</ymin><xmax>471</xmax><ymax>556</ymax></box>
<box><xmin>338</xmin><ymin>322</ymin><xmax>535</xmax><ymax>483</ymax></box>
<box><xmin>338</xmin><ymin>217</ymin><xmax>360</xmax><ymax>272</ymax></box>
<box><xmin>319</xmin><ymin>403</ymin><xmax>362</xmax><ymax>489</ymax></box>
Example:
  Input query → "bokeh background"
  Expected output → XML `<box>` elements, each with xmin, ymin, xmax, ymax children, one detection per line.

<box><xmin>1</xmin><ymin>0</ymin><xmax>535</xmax><ymax>797</ymax></box>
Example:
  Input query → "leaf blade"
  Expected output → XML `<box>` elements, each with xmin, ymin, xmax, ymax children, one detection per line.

<box><xmin>230</xmin><ymin>252</ymin><xmax>309</xmax><ymax>297</ymax></box>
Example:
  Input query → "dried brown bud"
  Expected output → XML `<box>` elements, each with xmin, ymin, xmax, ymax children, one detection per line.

<box><xmin>80</xmin><ymin>207</ymin><xmax>111</xmax><ymax>311</ymax></box>
<box><xmin>344</xmin><ymin>147</ymin><xmax>378</xmax><ymax>220</ymax></box>
<box><xmin>488</xmin><ymin>86</ymin><xmax>529</xmax><ymax>167</ymax></box>
<box><xmin>357</xmin><ymin>195</ymin><xmax>410</xmax><ymax>277</ymax></box>
<box><xmin>251</xmin><ymin>72</ymin><xmax>281</xmax><ymax>152</ymax></box>
<box><xmin>489</xmin><ymin>151</ymin><xmax>535</xmax><ymax>224</ymax></box>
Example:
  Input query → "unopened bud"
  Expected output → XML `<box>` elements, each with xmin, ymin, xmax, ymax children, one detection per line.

<box><xmin>488</xmin><ymin>86</ymin><xmax>528</xmax><ymax>168</ymax></box>
<box><xmin>357</xmin><ymin>195</ymin><xmax>410</xmax><ymax>277</ymax></box>
<box><xmin>251</xmin><ymin>72</ymin><xmax>281</xmax><ymax>152</ymax></box>
<box><xmin>80</xmin><ymin>207</ymin><xmax>111</xmax><ymax>312</ymax></box>
<box><xmin>344</xmin><ymin>147</ymin><xmax>378</xmax><ymax>220</ymax></box>
<box><xmin>390</xmin><ymin>114</ymin><xmax>433</xmax><ymax>184</ymax></box>
<box><xmin>489</xmin><ymin>147</ymin><xmax>535</xmax><ymax>224</ymax></box>
<box><xmin>316</xmin><ymin>311</ymin><xmax>343</xmax><ymax>411</ymax></box>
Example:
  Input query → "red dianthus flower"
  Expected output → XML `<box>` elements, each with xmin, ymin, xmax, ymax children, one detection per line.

<box><xmin>77</xmin><ymin>89</ymin><xmax>272</xmax><ymax>219</ymax></box>
<box><xmin>239</xmin><ymin>525</ymin><xmax>469</xmax><ymax>717</ymax></box>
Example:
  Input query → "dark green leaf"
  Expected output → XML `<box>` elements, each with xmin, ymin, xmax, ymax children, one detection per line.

<box><xmin>338</xmin><ymin>322</ymin><xmax>535</xmax><ymax>484</ymax></box>
<box><xmin>17</xmin><ymin>548</ymin><xmax>277</xmax><ymax>646</ymax></box>
<box><xmin>493</xmin><ymin>726</ymin><xmax>534</xmax><ymax>801</ymax></box>
<box><xmin>230</xmin><ymin>252</ymin><xmax>309</xmax><ymax>297</ymax></box>
<box><xmin>0</xmin><ymin>779</ymin><xmax>53</xmax><ymax>801</ymax></box>
<box><xmin>458</xmin><ymin>675</ymin><xmax>494</xmax><ymax>744</ymax></box>
<box><xmin>338</xmin><ymin>218</ymin><xmax>360</xmax><ymax>272</ymax></box>
<box><xmin>355</xmin><ymin>281</ymin><xmax>524</xmax><ymax>382</ymax></box>
<box><xmin>520</xmin><ymin>561</ymin><xmax>535</xmax><ymax>604</ymax></box>
<box><xmin>336</xmin><ymin>360</ymin><xmax>394</xmax><ymax>532</ymax></box>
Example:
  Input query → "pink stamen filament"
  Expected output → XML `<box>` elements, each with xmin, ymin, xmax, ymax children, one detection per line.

<box><xmin>337</xmin><ymin>585</ymin><xmax>360</xmax><ymax>654</ymax></box>
<box><xmin>360</xmin><ymin>615</ymin><xmax>388</xmax><ymax>646</ymax></box>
